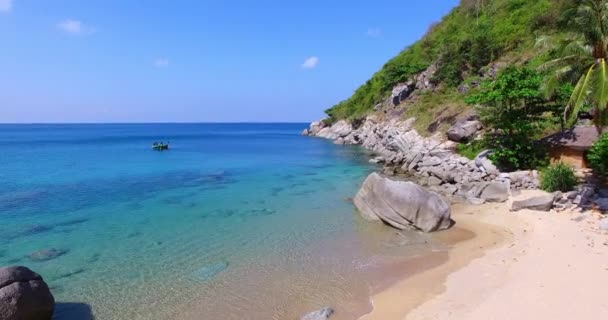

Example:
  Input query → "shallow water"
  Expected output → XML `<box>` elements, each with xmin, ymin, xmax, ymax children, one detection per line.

<box><xmin>0</xmin><ymin>123</ymin><xmax>451</xmax><ymax>319</ymax></box>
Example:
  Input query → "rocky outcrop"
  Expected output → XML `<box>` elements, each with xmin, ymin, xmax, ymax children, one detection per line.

<box><xmin>313</xmin><ymin>120</ymin><xmax>353</xmax><ymax>140</ymax></box>
<box><xmin>354</xmin><ymin>173</ymin><xmax>453</xmax><ymax>232</ymax></box>
<box><xmin>0</xmin><ymin>266</ymin><xmax>55</xmax><ymax>320</ymax></box>
<box><xmin>301</xmin><ymin>307</ymin><xmax>334</xmax><ymax>320</ymax></box>
<box><xmin>446</xmin><ymin>120</ymin><xmax>482</xmax><ymax>142</ymax></box>
<box><xmin>304</xmin><ymin>115</ymin><xmax>547</xmax><ymax>205</ymax></box>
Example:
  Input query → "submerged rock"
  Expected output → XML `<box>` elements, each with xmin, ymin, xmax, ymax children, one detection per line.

<box><xmin>0</xmin><ymin>266</ymin><xmax>55</xmax><ymax>320</ymax></box>
<box><xmin>354</xmin><ymin>173</ymin><xmax>453</xmax><ymax>232</ymax></box>
<box><xmin>301</xmin><ymin>307</ymin><xmax>334</xmax><ymax>320</ymax></box>
<box><xmin>195</xmin><ymin>261</ymin><xmax>229</xmax><ymax>281</ymax></box>
<box><xmin>27</xmin><ymin>248</ymin><xmax>69</xmax><ymax>262</ymax></box>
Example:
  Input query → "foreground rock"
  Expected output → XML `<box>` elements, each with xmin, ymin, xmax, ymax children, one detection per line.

<box><xmin>301</xmin><ymin>307</ymin><xmax>334</xmax><ymax>320</ymax></box>
<box><xmin>354</xmin><ymin>173</ymin><xmax>453</xmax><ymax>232</ymax></box>
<box><xmin>0</xmin><ymin>266</ymin><xmax>55</xmax><ymax>320</ymax></box>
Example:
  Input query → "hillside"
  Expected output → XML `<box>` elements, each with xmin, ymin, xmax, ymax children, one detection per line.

<box><xmin>324</xmin><ymin>0</ymin><xmax>574</xmax><ymax>134</ymax></box>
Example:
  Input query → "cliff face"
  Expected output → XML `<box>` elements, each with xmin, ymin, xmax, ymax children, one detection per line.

<box><xmin>323</xmin><ymin>0</ymin><xmax>574</xmax><ymax>135</ymax></box>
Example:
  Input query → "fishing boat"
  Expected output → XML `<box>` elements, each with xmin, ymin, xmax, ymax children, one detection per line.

<box><xmin>152</xmin><ymin>142</ymin><xmax>170</xmax><ymax>151</ymax></box>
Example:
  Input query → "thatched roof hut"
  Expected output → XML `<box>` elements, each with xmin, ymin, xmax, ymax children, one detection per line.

<box><xmin>542</xmin><ymin>126</ymin><xmax>602</xmax><ymax>169</ymax></box>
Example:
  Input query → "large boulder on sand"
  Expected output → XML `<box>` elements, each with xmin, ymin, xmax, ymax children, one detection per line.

<box><xmin>511</xmin><ymin>190</ymin><xmax>560</xmax><ymax>212</ymax></box>
<box><xmin>0</xmin><ymin>266</ymin><xmax>55</xmax><ymax>320</ymax></box>
<box><xmin>354</xmin><ymin>173</ymin><xmax>453</xmax><ymax>232</ymax></box>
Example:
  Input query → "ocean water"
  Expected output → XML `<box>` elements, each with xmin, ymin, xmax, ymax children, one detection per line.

<box><xmin>0</xmin><ymin>123</ymin><xmax>451</xmax><ymax>319</ymax></box>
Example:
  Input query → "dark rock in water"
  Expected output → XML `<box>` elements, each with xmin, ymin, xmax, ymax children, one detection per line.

<box><xmin>301</xmin><ymin>307</ymin><xmax>334</xmax><ymax>320</ymax></box>
<box><xmin>11</xmin><ymin>225</ymin><xmax>54</xmax><ymax>240</ymax></box>
<box><xmin>55</xmin><ymin>218</ymin><xmax>88</xmax><ymax>227</ymax></box>
<box><xmin>127</xmin><ymin>231</ymin><xmax>142</xmax><ymax>238</ymax></box>
<box><xmin>195</xmin><ymin>261</ymin><xmax>229</xmax><ymax>281</ymax></box>
<box><xmin>53</xmin><ymin>268</ymin><xmax>86</xmax><ymax>281</ymax></box>
<box><xmin>0</xmin><ymin>266</ymin><xmax>55</xmax><ymax>320</ymax></box>
<box><xmin>28</xmin><ymin>248</ymin><xmax>69</xmax><ymax>262</ymax></box>
<box><xmin>87</xmin><ymin>254</ymin><xmax>100</xmax><ymax>264</ymax></box>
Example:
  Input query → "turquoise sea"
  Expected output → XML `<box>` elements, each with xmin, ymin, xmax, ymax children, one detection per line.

<box><xmin>0</xmin><ymin>123</ymin><xmax>450</xmax><ymax>319</ymax></box>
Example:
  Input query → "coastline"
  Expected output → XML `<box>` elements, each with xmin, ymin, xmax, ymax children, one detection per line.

<box><xmin>360</xmin><ymin>202</ymin><xmax>608</xmax><ymax>320</ymax></box>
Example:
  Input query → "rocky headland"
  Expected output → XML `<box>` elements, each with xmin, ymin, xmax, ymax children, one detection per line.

<box><xmin>303</xmin><ymin>115</ymin><xmax>608</xmax><ymax>222</ymax></box>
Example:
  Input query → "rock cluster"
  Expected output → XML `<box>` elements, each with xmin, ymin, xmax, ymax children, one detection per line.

<box><xmin>304</xmin><ymin>116</ymin><xmax>538</xmax><ymax>204</ymax></box>
<box><xmin>551</xmin><ymin>185</ymin><xmax>608</xmax><ymax>214</ymax></box>
<box><xmin>0</xmin><ymin>266</ymin><xmax>55</xmax><ymax>320</ymax></box>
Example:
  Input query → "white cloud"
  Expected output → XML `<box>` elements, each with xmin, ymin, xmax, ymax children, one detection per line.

<box><xmin>57</xmin><ymin>19</ymin><xmax>95</xmax><ymax>35</ymax></box>
<box><xmin>0</xmin><ymin>0</ymin><xmax>12</xmax><ymax>12</ymax></box>
<box><xmin>301</xmin><ymin>56</ymin><xmax>319</xmax><ymax>69</ymax></box>
<box><xmin>366</xmin><ymin>27</ymin><xmax>382</xmax><ymax>38</ymax></box>
<box><xmin>154</xmin><ymin>58</ymin><xmax>169</xmax><ymax>67</ymax></box>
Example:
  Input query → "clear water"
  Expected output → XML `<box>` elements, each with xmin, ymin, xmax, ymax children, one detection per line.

<box><xmin>0</xmin><ymin>123</ymin><xmax>448</xmax><ymax>319</ymax></box>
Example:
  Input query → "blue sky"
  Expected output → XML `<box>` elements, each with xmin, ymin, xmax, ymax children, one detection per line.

<box><xmin>0</xmin><ymin>0</ymin><xmax>459</xmax><ymax>123</ymax></box>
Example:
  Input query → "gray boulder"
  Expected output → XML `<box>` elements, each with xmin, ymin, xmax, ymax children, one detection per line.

<box><xmin>301</xmin><ymin>307</ymin><xmax>334</xmax><ymax>320</ymax></box>
<box><xmin>480</xmin><ymin>182</ymin><xmax>509</xmax><ymax>203</ymax></box>
<box><xmin>595</xmin><ymin>198</ymin><xmax>608</xmax><ymax>212</ymax></box>
<box><xmin>511</xmin><ymin>191</ymin><xmax>559</xmax><ymax>212</ymax></box>
<box><xmin>354</xmin><ymin>173</ymin><xmax>453</xmax><ymax>232</ymax></box>
<box><xmin>446</xmin><ymin>120</ymin><xmax>482</xmax><ymax>142</ymax></box>
<box><xmin>0</xmin><ymin>266</ymin><xmax>55</xmax><ymax>320</ymax></box>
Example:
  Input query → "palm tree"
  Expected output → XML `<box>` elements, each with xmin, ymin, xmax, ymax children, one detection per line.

<box><xmin>540</xmin><ymin>0</ymin><xmax>608</xmax><ymax>132</ymax></box>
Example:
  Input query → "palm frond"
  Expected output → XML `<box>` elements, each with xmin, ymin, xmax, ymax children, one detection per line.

<box><xmin>566</xmin><ymin>65</ymin><xmax>595</xmax><ymax>125</ymax></box>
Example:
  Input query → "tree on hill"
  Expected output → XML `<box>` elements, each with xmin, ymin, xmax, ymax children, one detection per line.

<box><xmin>541</xmin><ymin>0</ymin><xmax>608</xmax><ymax>131</ymax></box>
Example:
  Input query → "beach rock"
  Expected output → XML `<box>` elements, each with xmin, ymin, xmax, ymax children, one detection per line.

<box><xmin>301</xmin><ymin>129</ymin><xmax>310</xmax><ymax>136</ymax></box>
<box><xmin>354</xmin><ymin>173</ymin><xmax>453</xmax><ymax>232</ymax></box>
<box><xmin>595</xmin><ymin>198</ymin><xmax>608</xmax><ymax>212</ymax></box>
<box><xmin>301</xmin><ymin>307</ymin><xmax>334</xmax><ymax>320</ymax></box>
<box><xmin>0</xmin><ymin>266</ymin><xmax>55</xmax><ymax>320</ymax></box>
<box><xmin>27</xmin><ymin>249</ymin><xmax>68</xmax><ymax>262</ymax></box>
<box><xmin>446</xmin><ymin>120</ymin><xmax>482</xmax><ymax>142</ymax></box>
<box><xmin>600</xmin><ymin>218</ymin><xmax>608</xmax><ymax>231</ymax></box>
<box><xmin>480</xmin><ymin>182</ymin><xmax>509</xmax><ymax>203</ymax></box>
<box><xmin>475</xmin><ymin>152</ymin><xmax>498</xmax><ymax>174</ymax></box>
<box><xmin>511</xmin><ymin>190</ymin><xmax>558</xmax><ymax>212</ymax></box>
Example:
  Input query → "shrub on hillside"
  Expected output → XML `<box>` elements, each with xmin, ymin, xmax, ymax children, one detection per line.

<box><xmin>588</xmin><ymin>133</ymin><xmax>608</xmax><ymax>176</ymax></box>
<box><xmin>457</xmin><ymin>139</ymin><xmax>486</xmax><ymax>160</ymax></box>
<box><xmin>541</xmin><ymin>162</ymin><xmax>577</xmax><ymax>192</ymax></box>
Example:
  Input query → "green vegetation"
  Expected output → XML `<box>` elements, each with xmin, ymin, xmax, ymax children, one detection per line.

<box><xmin>324</xmin><ymin>0</ymin><xmax>574</xmax><ymax>122</ymax></box>
<box><xmin>541</xmin><ymin>0</ymin><xmax>608</xmax><ymax>130</ymax></box>
<box><xmin>466</xmin><ymin>66</ymin><xmax>551</xmax><ymax>171</ymax></box>
<box><xmin>457</xmin><ymin>140</ymin><xmax>486</xmax><ymax>160</ymax></box>
<box><xmin>541</xmin><ymin>163</ymin><xmax>578</xmax><ymax>192</ymax></box>
<box><xmin>588</xmin><ymin>133</ymin><xmax>608</xmax><ymax>176</ymax></box>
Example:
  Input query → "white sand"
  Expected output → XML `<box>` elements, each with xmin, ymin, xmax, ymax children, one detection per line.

<box><xmin>362</xmin><ymin>199</ymin><xmax>608</xmax><ymax>320</ymax></box>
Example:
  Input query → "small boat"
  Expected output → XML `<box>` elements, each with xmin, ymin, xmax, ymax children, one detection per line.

<box><xmin>152</xmin><ymin>142</ymin><xmax>170</xmax><ymax>151</ymax></box>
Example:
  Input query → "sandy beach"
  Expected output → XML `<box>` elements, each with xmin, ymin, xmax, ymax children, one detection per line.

<box><xmin>362</xmin><ymin>199</ymin><xmax>608</xmax><ymax>320</ymax></box>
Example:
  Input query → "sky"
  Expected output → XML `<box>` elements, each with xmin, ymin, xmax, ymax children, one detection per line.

<box><xmin>0</xmin><ymin>0</ymin><xmax>460</xmax><ymax>123</ymax></box>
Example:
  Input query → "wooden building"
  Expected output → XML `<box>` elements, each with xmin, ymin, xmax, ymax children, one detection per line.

<box><xmin>542</xmin><ymin>126</ymin><xmax>601</xmax><ymax>169</ymax></box>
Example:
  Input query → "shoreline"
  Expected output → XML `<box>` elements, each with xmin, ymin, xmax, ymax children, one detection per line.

<box><xmin>359</xmin><ymin>202</ymin><xmax>516</xmax><ymax>320</ymax></box>
<box><xmin>359</xmin><ymin>202</ymin><xmax>608</xmax><ymax>320</ymax></box>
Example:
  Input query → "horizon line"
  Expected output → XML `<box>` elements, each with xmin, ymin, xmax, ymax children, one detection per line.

<box><xmin>0</xmin><ymin>121</ymin><xmax>313</xmax><ymax>125</ymax></box>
